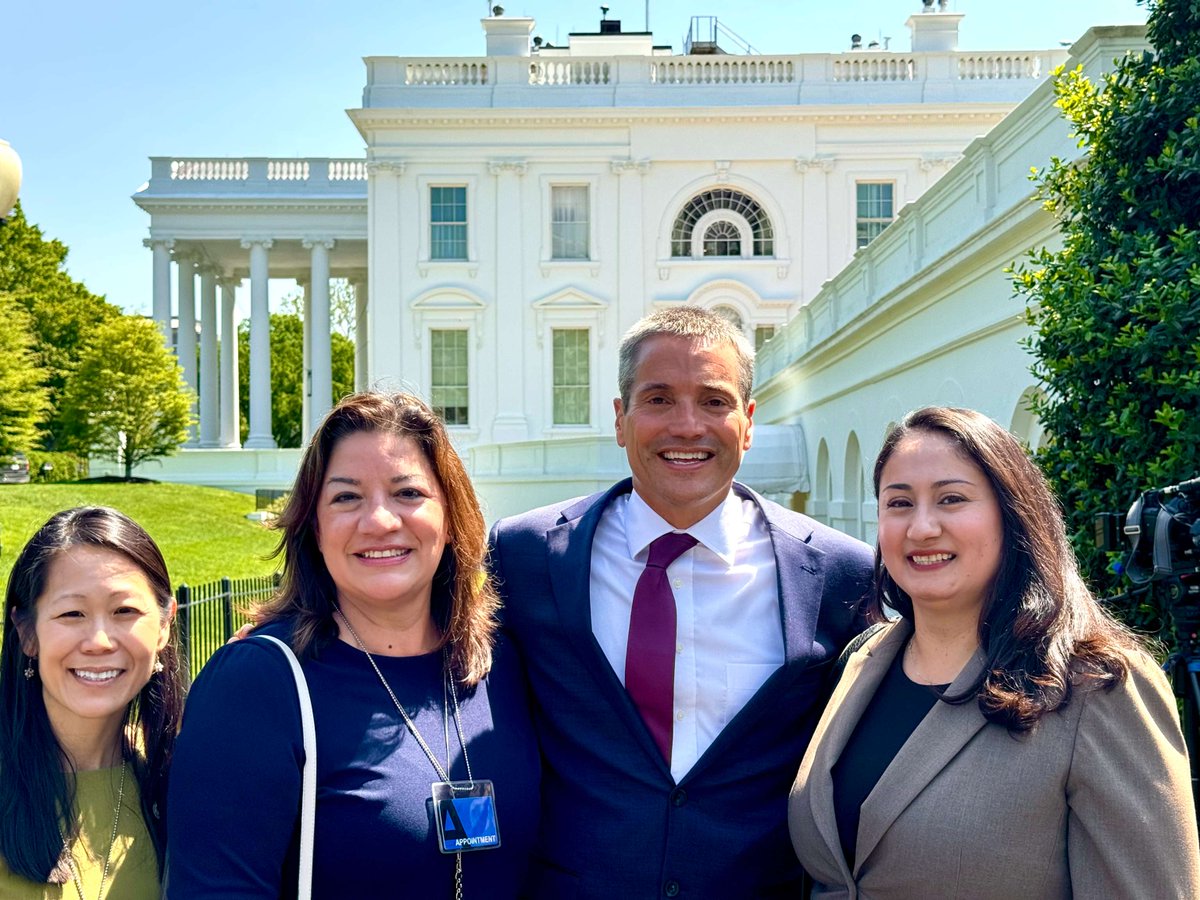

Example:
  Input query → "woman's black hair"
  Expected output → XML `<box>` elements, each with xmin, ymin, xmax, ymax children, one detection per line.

<box><xmin>0</xmin><ymin>507</ymin><xmax>186</xmax><ymax>881</ymax></box>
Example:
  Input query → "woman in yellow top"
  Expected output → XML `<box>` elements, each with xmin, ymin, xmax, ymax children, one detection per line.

<box><xmin>0</xmin><ymin>507</ymin><xmax>185</xmax><ymax>898</ymax></box>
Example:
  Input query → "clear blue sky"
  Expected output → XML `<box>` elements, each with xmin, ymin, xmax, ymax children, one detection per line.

<box><xmin>4</xmin><ymin>0</ymin><xmax>1148</xmax><ymax>316</ymax></box>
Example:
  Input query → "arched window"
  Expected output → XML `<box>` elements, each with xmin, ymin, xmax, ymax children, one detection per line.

<box><xmin>712</xmin><ymin>305</ymin><xmax>744</xmax><ymax>333</ymax></box>
<box><xmin>671</xmin><ymin>189</ymin><xmax>774</xmax><ymax>257</ymax></box>
<box><xmin>702</xmin><ymin>220</ymin><xmax>742</xmax><ymax>257</ymax></box>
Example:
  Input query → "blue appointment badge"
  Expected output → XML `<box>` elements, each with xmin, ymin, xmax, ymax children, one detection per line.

<box><xmin>432</xmin><ymin>780</ymin><xmax>501</xmax><ymax>854</ymax></box>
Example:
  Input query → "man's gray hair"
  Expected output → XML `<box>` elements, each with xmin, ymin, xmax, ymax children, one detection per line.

<box><xmin>617</xmin><ymin>306</ymin><xmax>755</xmax><ymax>409</ymax></box>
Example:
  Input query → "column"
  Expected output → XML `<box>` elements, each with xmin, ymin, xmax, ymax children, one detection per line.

<box><xmin>296</xmin><ymin>277</ymin><xmax>311</xmax><ymax>444</ymax></box>
<box><xmin>145</xmin><ymin>238</ymin><xmax>174</xmax><ymax>341</ymax></box>
<box><xmin>218</xmin><ymin>276</ymin><xmax>241</xmax><ymax>448</ymax></box>
<box><xmin>352</xmin><ymin>275</ymin><xmax>369</xmax><ymax>391</ymax></box>
<box><xmin>198</xmin><ymin>266</ymin><xmax>219</xmax><ymax>447</ymax></box>
<box><xmin>241</xmin><ymin>239</ymin><xmax>276</xmax><ymax>449</ymax></box>
<box><xmin>305</xmin><ymin>239</ymin><xmax>335</xmax><ymax>437</ymax></box>
<box><xmin>366</xmin><ymin>161</ymin><xmax>404</xmax><ymax>392</ymax></box>
<box><xmin>488</xmin><ymin>161</ymin><xmax>528</xmax><ymax>442</ymax></box>
<box><xmin>175</xmin><ymin>252</ymin><xmax>198</xmax><ymax>444</ymax></box>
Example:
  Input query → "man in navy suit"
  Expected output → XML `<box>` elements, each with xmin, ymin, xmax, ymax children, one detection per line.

<box><xmin>489</xmin><ymin>306</ymin><xmax>872</xmax><ymax>897</ymax></box>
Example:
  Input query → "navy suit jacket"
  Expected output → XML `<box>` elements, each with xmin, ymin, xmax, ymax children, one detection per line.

<box><xmin>489</xmin><ymin>479</ymin><xmax>873</xmax><ymax>898</ymax></box>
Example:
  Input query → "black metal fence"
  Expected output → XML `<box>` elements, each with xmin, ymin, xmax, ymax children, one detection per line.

<box><xmin>176</xmin><ymin>573</ymin><xmax>280</xmax><ymax>677</ymax></box>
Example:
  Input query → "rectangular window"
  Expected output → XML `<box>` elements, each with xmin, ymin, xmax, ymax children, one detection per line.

<box><xmin>430</xmin><ymin>186</ymin><xmax>468</xmax><ymax>261</ymax></box>
<box><xmin>855</xmin><ymin>182</ymin><xmax>895</xmax><ymax>248</ymax></box>
<box><xmin>754</xmin><ymin>325</ymin><xmax>776</xmax><ymax>351</ymax></box>
<box><xmin>430</xmin><ymin>329</ymin><xmax>469</xmax><ymax>425</ymax></box>
<box><xmin>552</xmin><ymin>329</ymin><xmax>590</xmax><ymax>425</ymax></box>
<box><xmin>551</xmin><ymin>186</ymin><xmax>589</xmax><ymax>260</ymax></box>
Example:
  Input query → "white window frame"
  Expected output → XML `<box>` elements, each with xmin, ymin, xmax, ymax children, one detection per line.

<box><xmin>410</xmin><ymin>288</ymin><xmax>486</xmax><ymax>437</ymax></box>
<box><xmin>418</xmin><ymin>176</ymin><xmax>479</xmax><ymax>272</ymax></box>
<box><xmin>550</xmin><ymin>327</ymin><xmax>592</xmax><ymax>426</ymax></box>
<box><xmin>853</xmin><ymin>179</ymin><xmax>897</xmax><ymax>250</ymax></box>
<box><xmin>532</xmin><ymin>288</ymin><xmax>608</xmax><ymax>435</ymax></box>
<box><xmin>540</xmin><ymin>175</ymin><xmax>600</xmax><ymax>272</ymax></box>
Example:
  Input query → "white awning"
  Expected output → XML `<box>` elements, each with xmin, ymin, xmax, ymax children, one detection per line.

<box><xmin>738</xmin><ymin>423</ymin><xmax>809</xmax><ymax>495</ymax></box>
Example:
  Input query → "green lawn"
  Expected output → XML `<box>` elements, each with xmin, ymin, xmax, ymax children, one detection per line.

<box><xmin>0</xmin><ymin>483</ymin><xmax>281</xmax><ymax>591</ymax></box>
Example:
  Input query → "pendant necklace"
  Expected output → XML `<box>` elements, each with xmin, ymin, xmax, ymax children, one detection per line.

<box><xmin>336</xmin><ymin>606</ymin><xmax>496</xmax><ymax>899</ymax></box>
<box><xmin>62</xmin><ymin>760</ymin><xmax>126</xmax><ymax>900</ymax></box>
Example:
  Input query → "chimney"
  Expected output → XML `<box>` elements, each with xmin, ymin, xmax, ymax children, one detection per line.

<box><xmin>482</xmin><ymin>9</ymin><xmax>535</xmax><ymax>57</ymax></box>
<box><xmin>905</xmin><ymin>2</ymin><xmax>963</xmax><ymax>52</ymax></box>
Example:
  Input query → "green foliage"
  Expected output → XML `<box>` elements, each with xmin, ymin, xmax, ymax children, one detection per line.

<box><xmin>0</xmin><ymin>482</ymin><xmax>279</xmax><ymax>588</ymax></box>
<box><xmin>1012</xmin><ymin>0</ymin><xmax>1200</xmax><ymax>639</ymax></box>
<box><xmin>62</xmin><ymin>316</ymin><xmax>193</xmax><ymax>480</ymax></box>
<box><xmin>24</xmin><ymin>450</ymin><xmax>89</xmax><ymax>482</ymax></box>
<box><xmin>0</xmin><ymin>203</ymin><xmax>121</xmax><ymax>451</ymax></box>
<box><xmin>237</xmin><ymin>310</ymin><xmax>355</xmax><ymax>448</ymax></box>
<box><xmin>0</xmin><ymin>291</ymin><xmax>49</xmax><ymax>454</ymax></box>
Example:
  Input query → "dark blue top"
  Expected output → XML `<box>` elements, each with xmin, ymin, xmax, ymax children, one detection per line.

<box><xmin>165</xmin><ymin>622</ymin><xmax>540</xmax><ymax>899</ymax></box>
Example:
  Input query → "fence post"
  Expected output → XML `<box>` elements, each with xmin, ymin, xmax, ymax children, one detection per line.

<box><xmin>177</xmin><ymin>584</ymin><xmax>192</xmax><ymax>665</ymax></box>
<box><xmin>221</xmin><ymin>577</ymin><xmax>234</xmax><ymax>641</ymax></box>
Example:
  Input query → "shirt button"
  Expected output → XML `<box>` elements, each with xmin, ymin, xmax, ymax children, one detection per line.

<box><xmin>664</xmin><ymin>881</ymin><xmax>680</xmax><ymax>897</ymax></box>
<box><xmin>676</xmin><ymin>643</ymin><xmax>684</xmax><ymax>655</ymax></box>
<box><xmin>671</xmin><ymin>788</ymin><xmax>688</xmax><ymax>807</ymax></box>
<box><xmin>675</xmin><ymin>710</ymin><xmax>685</xmax><ymax>721</ymax></box>
<box><xmin>672</xmin><ymin>579</ymin><xmax>682</xmax><ymax>588</ymax></box>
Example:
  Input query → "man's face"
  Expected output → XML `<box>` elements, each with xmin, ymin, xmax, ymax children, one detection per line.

<box><xmin>614</xmin><ymin>334</ymin><xmax>754</xmax><ymax>529</ymax></box>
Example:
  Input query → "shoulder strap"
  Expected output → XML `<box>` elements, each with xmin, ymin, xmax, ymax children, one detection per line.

<box><xmin>832</xmin><ymin>621</ymin><xmax>889</xmax><ymax>686</ymax></box>
<box><xmin>254</xmin><ymin>635</ymin><xmax>316</xmax><ymax>900</ymax></box>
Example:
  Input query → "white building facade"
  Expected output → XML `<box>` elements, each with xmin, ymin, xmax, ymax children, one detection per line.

<box><xmin>119</xmin><ymin>6</ymin><xmax>1140</xmax><ymax>523</ymax></box>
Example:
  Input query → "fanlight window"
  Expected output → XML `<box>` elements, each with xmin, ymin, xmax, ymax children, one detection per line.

<box><xmin>671</xmin><ymin>189</ymin><xmax>774</xmax><ymax>257</ymax></box>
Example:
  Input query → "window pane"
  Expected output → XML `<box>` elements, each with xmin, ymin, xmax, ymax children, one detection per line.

<box><xmin>855</xmin><ymin>182</ymin><xmax>894</xmax><ymax>248</ymax></box>
<box><xmin>430</xmin><ymin>186</ymin><xmax>468</xmax><ymax>260</ymax></box>
<box><xmin>552</xmin><ymin>329</ymin><xmax>590</xmax><ymax>425</ymax></box>
<box><xmin>431</xmin><ymin>329</ymin><xmax>469</xmax><ymax>425</ymax></box>
<box><xmin>551</xmin><ymin>186</ymin><xmax>589</xmax><ymax>259</ymax></box>
<box><xmin>755</xmin><ymin>326</ymin><xmax>776</xmax><ymax>351</ymax></box>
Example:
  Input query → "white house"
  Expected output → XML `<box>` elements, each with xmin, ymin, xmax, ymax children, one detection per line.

<box><xmin>117</xmin><ymin>4</ymin><xmax>1141</xmax><ymax>525</ymax></box>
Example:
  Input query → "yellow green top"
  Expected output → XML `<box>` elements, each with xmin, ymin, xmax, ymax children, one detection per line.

<box><xmin>0</xmin><ymin>765</ymin><xmax>159</xmax><ymax>899</ymax></box>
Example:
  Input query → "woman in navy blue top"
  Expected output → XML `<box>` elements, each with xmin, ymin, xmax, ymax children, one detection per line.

<box><xmin>166</xmin><ymin>392</ymin><xmax>539</xmax><ymax>898</ymax></box>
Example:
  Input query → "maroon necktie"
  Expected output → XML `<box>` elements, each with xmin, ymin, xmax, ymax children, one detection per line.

<box><xmin>626</xmin><ymin>531</ymin><xmax>698</xmax><ymax>763</ymax></box>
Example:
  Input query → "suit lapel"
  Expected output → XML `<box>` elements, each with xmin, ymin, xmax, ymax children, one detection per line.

<box><xmin>685</xmin><ymin>488</ymin><xmax>823</xmax><ymax>780</ymax></box>
<box><xmin>853</xmin><ymin>642</ymin><xmax>989</xmax><ymax>872</ymax></box>
<box><xmin>545</xmin><ymin>480</ymin><xmax>672</xmax><ymax>775</ymax></box>
<box><xmin>803</xmin><ymin>621</ymin><xmax>907</xmax><ymax>881</ymax></box>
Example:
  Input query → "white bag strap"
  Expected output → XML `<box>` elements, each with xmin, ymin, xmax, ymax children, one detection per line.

<box><xmin>255</xmin><ymin>634</ymin><xmax>316</xmax><ymax>900</ymax></box>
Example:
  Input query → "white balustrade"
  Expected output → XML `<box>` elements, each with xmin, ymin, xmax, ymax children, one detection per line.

<box><xmin>958</xmin><ymin>54</ymin><xmax>1044</xmax><ymax>80</ymax></box>
<box><xmin>405</xmin><ymin>62</ymin><xmax>489</xmax><ymax>85</ymax></box>
<box><xmin>171</xmin><ymin>159</ymin><xmax>248</xmax><ymax>180</ymax></box>
<box><xmin>267</xmin><ymin>160</ymin><xmax>310</xmax><ymax>180</ymax></box>
<box><xmin>832</xmin><ymin>56</ymin><xmax>916</xmax><ymax>82</ymax></box>
<box><xmin>328</xmin><ymin>160</ymin><xmax>366</xmax><ymax>181</ymax></box>
<box><xmin>650</xmin><ymin>58</ymin><xmax>795</xmax><ymax>85</ymax></box>
<box><xmin>528</xmin><ymin>59</ymin><xmax>611</xmax><ymax>85</ymax></box>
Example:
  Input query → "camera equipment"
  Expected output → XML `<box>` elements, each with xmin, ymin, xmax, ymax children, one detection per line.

<box><xmin>1096</xmin><ymin>476</ymin><xmax>1200</xmax><ymax>807</ymax></box>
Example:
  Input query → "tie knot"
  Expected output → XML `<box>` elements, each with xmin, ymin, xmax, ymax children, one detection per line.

<box><xmin>646</xmin><ymin>532</ymin><xmax>698</xmax><ymax>569</ymax></box>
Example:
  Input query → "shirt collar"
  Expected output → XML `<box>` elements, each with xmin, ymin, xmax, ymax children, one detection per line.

<box><xmin>625</xmin><ymin>487</ymin><xmax>745</xmax><ymax>566</ymax></box>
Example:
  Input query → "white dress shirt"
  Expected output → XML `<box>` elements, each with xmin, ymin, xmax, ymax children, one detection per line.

<box><xmin>589</xmin><ymin>488</ymin><xmax>784</xmax><ymax>782</ymax></box>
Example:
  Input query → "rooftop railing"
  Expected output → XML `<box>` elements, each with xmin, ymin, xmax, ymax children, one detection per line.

<box><xmin>138</xmin><ymin>157</ymin><xmax>368</xmax><ymax>197</ymax></box>
<box><xmin>362</xmin><ymin>49</ymin><xmax>1066</xmax><ymax>102</ymax></box>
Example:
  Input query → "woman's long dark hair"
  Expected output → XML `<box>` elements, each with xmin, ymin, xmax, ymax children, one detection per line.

<box><xmin>0</xmin><ymin>507</ymin><xmax>186</xmax><ymax>882</ymax></box>
<box><xmin>255</xmin><ymin>391</ymin><xmax>500</xmax><ymax>686</ymax></box>
<box><xmin>868</xmin><ymin>407</ymin><xmax>1142</xmax><ymax>732</ymax></box>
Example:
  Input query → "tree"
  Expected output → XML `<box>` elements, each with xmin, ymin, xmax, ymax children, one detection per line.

<box><xmin>279</xmin><ymin>279</ymin><xmax>357</xmax><ymax>339</ymax></box>
<box><xmin>1011</xmin><ymin>0</ymin><xmax>1200</xmax><ymax>638</ymax></box>
<box><xmin>0</xmin><ymin>292</ymin><xmax>49</xmax><ymax>455</ymax></box>
<box><xmin>0</xmin><ymin>202</ymin><xmax>121</xmax><ymax>450</ymax></box>
<box><xmin>237</xmin><ymin>311</ymin><xmax>355</xmax><ymax>448</ymax></box>
<box><xmin>62</xmin><ymin>316</ymin><xmax>193</xmax><ymax>480</ymax></box>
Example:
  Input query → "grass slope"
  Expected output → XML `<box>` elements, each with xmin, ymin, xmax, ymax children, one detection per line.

<box><xmin>0</xmin><ymin>483</ymin><xmax>280</xmax><ymax>590</ymax></box>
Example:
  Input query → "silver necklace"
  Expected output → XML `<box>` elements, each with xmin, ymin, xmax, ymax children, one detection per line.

<box><xmin>63</xmin><ymin>760</ymin><xmax>126</xmax><ymax>900</ymax></box>
<box><xmin>334</xmin><ymin>607</ymin><xmax>473</xmax><ymax>897</ymax></box>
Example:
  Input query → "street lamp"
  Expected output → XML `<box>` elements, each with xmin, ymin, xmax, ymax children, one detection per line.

<box><xmin>0</xmin><ymin>139</ymin><xmax>22</xmax><ymax>226</ymax></box>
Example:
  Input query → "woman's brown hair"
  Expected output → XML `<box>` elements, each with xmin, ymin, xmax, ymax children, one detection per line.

<box><xmin>255</xmin><ymin>391</ymin><xmax>499</xmax><ymax>686</ymax></box>
<box><xmin>869</xmin><ymin>406</ymin><xmax>1143</xmax><ymax>732</ymax></box>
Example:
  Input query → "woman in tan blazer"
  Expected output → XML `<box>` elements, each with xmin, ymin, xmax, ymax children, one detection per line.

<box><xmin>789</xmin><ymin>407</ymin><xmax>1200</xmax><ymax>899</ymax></box>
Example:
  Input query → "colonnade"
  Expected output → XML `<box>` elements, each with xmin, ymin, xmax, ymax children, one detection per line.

<box><xmin>145</xmin><ymin>236</ymin><xmax>369</xmax><ymax>450</ymax></box>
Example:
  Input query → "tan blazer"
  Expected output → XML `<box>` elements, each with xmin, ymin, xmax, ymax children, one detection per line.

<box><xmin>789</xmin><ymin>619</ymin><xmax>1200</xmax><ymax>899</ymax></box>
